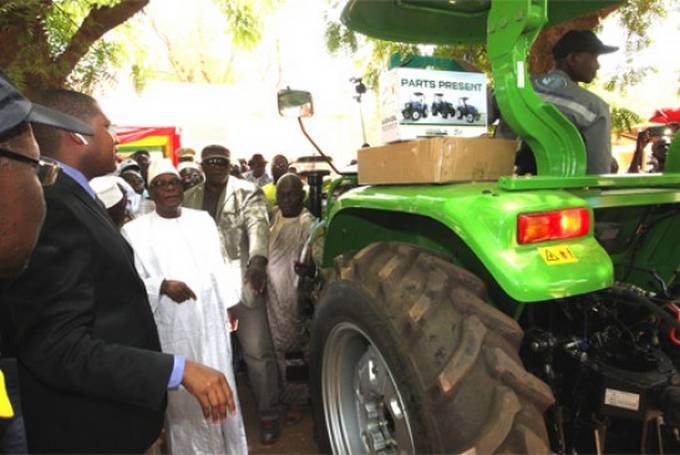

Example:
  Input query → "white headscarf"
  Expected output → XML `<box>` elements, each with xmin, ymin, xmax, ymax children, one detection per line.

<box><xmin>114</xmin><ymin>176</ymin><xmax>141</xmax><ymax>215</ymax></box>
<box><xmin>90</xmin><ymin>176</ymin><xmax>124</xmax><ymax>209</ymax></box>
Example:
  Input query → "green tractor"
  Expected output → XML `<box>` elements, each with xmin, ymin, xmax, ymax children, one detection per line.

<box><xmin>278</xmin><ymin>1</ymin><xmax>680</xmax><ymax>453</ymax></box>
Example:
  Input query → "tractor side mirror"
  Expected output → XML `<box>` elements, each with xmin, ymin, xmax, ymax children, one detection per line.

<box><xmin>278</xmin><ymin>88</ymin><xmax>314</xmax><ymax>118</ymax></box>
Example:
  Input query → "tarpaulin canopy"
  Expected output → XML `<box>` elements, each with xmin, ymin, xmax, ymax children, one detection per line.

<box><xmin>649</xmin><ymin>108</ymin><xmax>680</xmax><ymax>125</ymax></box>
<box><xmin>114</xmin><ymin>126</ymin><xmax>181</xmax><ymax>164</ymax></box>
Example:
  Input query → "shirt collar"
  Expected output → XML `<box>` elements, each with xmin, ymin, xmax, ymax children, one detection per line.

<box><xmin>56</xmin><ymin>161</ymin><xmax>96</xmax><ymax>199</ymax></box>
<box><xmin>549</xmin><ymin>69</ymin><xmax>574</xmax><ymax>83</ymax></box>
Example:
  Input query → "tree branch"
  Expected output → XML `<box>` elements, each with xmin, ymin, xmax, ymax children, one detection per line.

<box><xmin>0</xmin><ymin>1</ymin><xmax>52</xmax><ymax>68</ymax></box>
<box><xmin>150</xmin><ymin>16</ymin><xmax>193</xmax><ymax>82</ymax></box>
<box><xmin>56</xmin><ymin>0</ymin><xmax>149</xmax><ymax>83</ymax></box>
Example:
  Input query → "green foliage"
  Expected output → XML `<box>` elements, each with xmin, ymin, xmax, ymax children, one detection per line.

<box><xmin>67</xmin><ymin>39</ymin><xmax>124</xmax><ymax>92</ymax></box>
<box><xmin>432</xmin><ymin>43</ymin><xmax>490</xmax><ymax>74</ymax></box>
<box><xmin>611</xmin><ymin>105</ymin><xmax>643</xmax><ymax>136</ymax></box>
<box><xmin>1</xmin><ymin>0</ymin><xmax>283</xmax><ymax>94</ymax></box>
<box><xmin>323</xmin><ymin>0</ymin><xmax>491</xmax><ymax>90</ymax></box>
<box><xmin>135</xmin><ymin>0</ymin><xmax>284</xmax><ymax>86</ymax></box>
<box><xmin>216</xmin><ymin>0</ymin><xmax>280</xmax><ymax>50</ymax></box>
<box><xmin>46</xmin><ymin>1</ymin><xmax>127</xmax><ymax>93</ymax></box>
<box><xmin>325</xmin><ymin>19</ymin><xmax>357</xmax><ymax>54</ymax></box>
<box><xmin>604</xmin><ymin>66</ymin><xmax>657</xmax><ymax>95</ymax></box>
<box><xmin>0</xmin><ymin>0</ymin><xmax>137</xmax><ymax>94</ymax></box>
<box><xmin>614</xmin><ymin>0</ymin><xmax>666</xmax><ymax>53</ymax></box>
<box><xmin>602</xmin><ymin>0</ymin><xmax>667</xmax><ymax>94</ymax></box>
<box><xmin>362</xmin><ymin>42</ymin><xmax>421</xmax><ymax>89</ymax></box>
<box><xmin>0</xmin><ymin>0</ymin><xmax>43</xmax><ymax>17</ymax></box>
<box><xmin>324</xmin><ymin>0</ymin><xmax>664</xmax><ymax>95</ymax></box>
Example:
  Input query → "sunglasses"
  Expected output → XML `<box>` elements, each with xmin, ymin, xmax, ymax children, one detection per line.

<box><xmin>150</xmin><ymin>178</ymin><xmax>182</xmax><ymax>189</ymax></box>
<box><xmin>202</xmin><ymin>158</ymin><xmax>230</xmax><ymax>168</ymax></box>
<box><xmin>0</xmin><ymin>148</ymin><xmax>60</xmax><ymax>186</ymax></box>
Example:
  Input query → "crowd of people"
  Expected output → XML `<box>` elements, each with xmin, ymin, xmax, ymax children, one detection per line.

<box><xmin>77</xmin><ymin>145</ymin><xmax>318</xmax><ymax>451</ymax></box>
<box><xmin>1</xmin><ymin>26</ymin><xmax>675</xmax><ymax>454</ymax></box>
<box><xmin>94</xmin><ymin>148</ymin><xmax>302</xmax><ymax>223</ymax></box>
<box><xmin>0</xmin><ymin>70</ymin><xmax>317</xmax><ymax>454</ymax></box>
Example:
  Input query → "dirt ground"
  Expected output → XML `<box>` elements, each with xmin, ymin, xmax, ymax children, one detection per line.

<box><xmin>237</xmin><ymin>377</ymin><xmax>320</xmax><ymax>454</ymax></box>
<box><xmin>146</xmin><ymin>375</ymin><xmax>320</xmax><ymax>455</ymax></box>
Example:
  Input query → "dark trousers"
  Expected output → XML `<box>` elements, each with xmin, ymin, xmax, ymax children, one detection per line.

<box><xmin>0</xmin><ymin>359</ymin><xmax>27</xmax><ymax>454</ymax></box>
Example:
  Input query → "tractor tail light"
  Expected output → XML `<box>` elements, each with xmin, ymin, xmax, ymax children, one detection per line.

<box><xmin>517</xmin><ymin>208</ymin><xmax>590</xmax><ymax>245</ymax></box>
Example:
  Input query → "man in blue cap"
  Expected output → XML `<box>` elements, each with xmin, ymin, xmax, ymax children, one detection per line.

<box><xmin>497</xmin><ymin>30</ymin><xmax>619</xmax><ymax>174</ymax></box>
<box><xmin>536</xmin><ymin>30</ymin><xmax>618</xmax><ymax>174</ymax></box>
<box><xmin>0</xmin><ymin>70</ymin><xmax>95</xmax><ymax>453</ymax></box>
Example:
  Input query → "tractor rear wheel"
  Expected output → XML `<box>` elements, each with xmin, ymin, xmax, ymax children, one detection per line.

<box><xmin>411</xmin><ymin>110</ymin><xmax>422</xmax><ymax>121</ymax></box>
<box><xmin>310</xmin><ymin>242</ymin><xmax>554</xmax><ymax>454</ymax></box>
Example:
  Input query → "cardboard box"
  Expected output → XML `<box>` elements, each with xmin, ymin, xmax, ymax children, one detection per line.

<box><xmin>358</xmin><ymin>137</ymin><xmax>518</xmax><ymax>185</ymax></box>
<box><xmin>380</xmin><ymin>67</ymin><xmax>488</xmax><ymax>143</ymax></box>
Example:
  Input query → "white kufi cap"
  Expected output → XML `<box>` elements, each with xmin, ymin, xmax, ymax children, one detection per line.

<box><xmin>177</xmin><ymin>161</ymin><xmax>201</xmax><ymax>173</ymax></box>
<box><xmin>147</xmin><ymin>158</ymin><xmax>179</xmax><ymax>184</ymax></box>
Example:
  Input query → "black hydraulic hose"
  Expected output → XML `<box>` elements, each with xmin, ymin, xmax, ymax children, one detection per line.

<box><xmin>609</xmin><ymin>285</ymin><xmax>680</xmax><ymax>332</ymax></box>
<box><xmin>297</xmin><ymin>118</ymin><xmax>352</xmax><ymax>177</ymax></box>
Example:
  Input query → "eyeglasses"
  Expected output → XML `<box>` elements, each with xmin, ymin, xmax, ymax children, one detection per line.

<box><xmin>0</xmin><ymin>148</ymin><xmax>60</xmax><ymax>186</ymax></box>
<box><xmin>150</xmin><ymin>178</ymin><xmax>182</xmax><ymax>189</ymax></box>
<box><xmin>202</xmin><ymin>158</ymin><xmax>230</xmax><ymax>168</ymax></box>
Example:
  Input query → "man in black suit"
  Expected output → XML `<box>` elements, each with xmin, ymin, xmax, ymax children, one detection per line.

<box><xmin>0</xmin><ymin>71</ymin><xmax>94</xmax><ymax>454</ymax></box>
<box><xmin>1</xmin><ymin>89</ymin><xmax>236</xmax><ymax>453</ymax></box>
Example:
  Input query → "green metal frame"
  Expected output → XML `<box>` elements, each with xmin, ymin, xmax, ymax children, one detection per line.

<box><xmin>342</xmin><ymin>0</ymin><xmax>623</xmax><ymax>177</ymax></box>
<box><xmin>341</xmin><ymin>0</ymin><xmax>621</xmax><ymax>46</ymax></box>
<box><xmin>326</xmin><ymin>0</ymin><xmax>680</xmax><ymax>310</ymax></box>
<box><xmin>488</xmin><ymin>0</ymin><xmax>586</xmax><ymax>176</ymax></box>
<box><xmin>499</xmin><ymin>172</ymin><xmax>680</xmax><ymax>191</ymax></box>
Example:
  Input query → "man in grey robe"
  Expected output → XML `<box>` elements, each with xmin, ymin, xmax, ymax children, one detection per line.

<box><xmin>266</xmin><ymin>174</ymin><xmax>315</xmax><ymax>411</ymax></box>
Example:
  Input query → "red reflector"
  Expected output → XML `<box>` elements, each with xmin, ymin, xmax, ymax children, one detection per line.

<box><xmin>517</xmin><ymin>208</ymin><xmax>590</xmax><ymax>245</ymax></box>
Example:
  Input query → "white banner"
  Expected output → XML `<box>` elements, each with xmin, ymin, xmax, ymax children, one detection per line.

<box><xmin>380</xmin><ymin>67</ymin><xmax>488</xmax><ymax>143</ymax></box>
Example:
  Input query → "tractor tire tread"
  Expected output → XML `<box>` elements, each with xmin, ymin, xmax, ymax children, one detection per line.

<box><xmin>317</xmin><ymin>242</ymin><xmax>552</xmax><ymax>453</ymax></box>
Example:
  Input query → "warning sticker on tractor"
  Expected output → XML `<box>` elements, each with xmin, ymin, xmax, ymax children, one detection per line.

<box><xmin>538</xmin><ymin>245</ymin><xmax>578</xmax><ymax>265</ymax></box>
<box><xmin>604</xmin><ymin>388</ymin><xmax>640</xmax><ymax>411</ymax></box>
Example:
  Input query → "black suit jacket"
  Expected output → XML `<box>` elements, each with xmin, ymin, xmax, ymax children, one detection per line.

<box><xmin>0</xmin><ymin>173</ymin><xmax>173</xmax><ymax>453</ymax></box>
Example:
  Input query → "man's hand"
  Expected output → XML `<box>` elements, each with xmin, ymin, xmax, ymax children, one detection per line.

<box><xmin>227</xmin><ymin>309</ymin><xmax>238</xmax><ymax>332</ymax></box>
<box><xmin>244</xmin><ymin>255</ymin><xmax>267</xmax><ymax>295</ymax></box>
<box><xmin>161</xmin><ymin>279</ymin><xmax>197</xmax><ymax>303</ymax></box>
<box><xmin>181</xmin><ymin>360</ymin><xmax>236</xmax><ymax>423</ymax></box>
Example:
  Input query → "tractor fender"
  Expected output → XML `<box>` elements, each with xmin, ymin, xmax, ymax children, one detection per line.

<box><xmin>322</xmin><ymin>183</ymin><xmax>613</xmax><ymax>304</ymax></box>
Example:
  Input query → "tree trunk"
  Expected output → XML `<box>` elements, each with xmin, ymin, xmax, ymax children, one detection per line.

<box><xmin>528</xmin><ymin>5</ymin><xmax>620</xmax><ymax>75</ymax></box>
<box><xmin>1</xmin><ymin>0</ymin><xmax>149</xmax><ymax>99</ymax></box>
